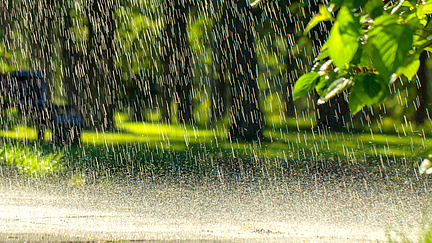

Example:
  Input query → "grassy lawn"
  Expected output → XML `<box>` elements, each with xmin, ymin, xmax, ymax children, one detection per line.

<box><xmin>0</xmin><ymin>113</ymin><xmax>430</xmax><ymax>180</ymax></box>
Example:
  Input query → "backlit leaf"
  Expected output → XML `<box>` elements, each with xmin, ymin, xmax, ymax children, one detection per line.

<box><xmin>305</xmin><ymin>5</ymin><xmax>334</xmax><ymax>33</ymax></box>
<box><xmin>369</xmin><ymin>23</ymin><xmax>413</xmax><ymax>80</ymax></box>
<box><xmin>397</xmin><ymin>52</ymin><xmax>421</xmax><ymax>81</ymax></box>
<box><xmin>418</xmin><ymin>1</ymin><xmax>432</xmax><ymax>16</ymax></box>
<box><xmin>327</xmin><ymin>6</ymin><xmax>362</xmax><ymax>69</ymax></box>
<box><xmin>315</xmin><ymin>42</ymin><xmax>329</xmax><ymax>61</ymax></box>
<box><xmin>293</xmin><ymin>72</ymin><xmax>320</xmax><ymax>100</ymax></box>
<box><xmin>350</xmin><ymin>73</ymin><xmax>388</xmax><ymax>105</ymax></box>
<box><xmin>348</xmin><ymin>89</ymin><xmax>365</xmax><ymax>115</ymax></box>
<box><xmin>348</xmin><ymin>73</ymin><xmax>387</xmax><ymax>114</ymax></box>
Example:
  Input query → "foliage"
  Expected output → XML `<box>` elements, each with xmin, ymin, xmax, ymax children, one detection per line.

<box><xmin>115</xmin><ymin>4</ymin><xmax>164</xmax><ymax>78</ymax></box>
<box><xmin>1</xmin><ymin>112</ymin><xmax>431</xmax><ymax>178</ymax></box>
<box><xmin>293</xmin><ymin>0</ymin><xmax>432</xmax><ymax>114</ymax></box>
<box><xmin>0</xmin><ymin>32</ymin><xmax>14</xmax><ymax>73</ymax></box>
<box><xmin>0</xmin><ymin>143</ymin><xmax>63</xmax><ymax>177</ymax></box>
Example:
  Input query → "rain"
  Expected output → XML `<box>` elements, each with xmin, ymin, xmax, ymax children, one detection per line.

<box><xmin>0</xmin><ymin>0</ymin><xmax>431</xmax><ymax>242</ymax></box>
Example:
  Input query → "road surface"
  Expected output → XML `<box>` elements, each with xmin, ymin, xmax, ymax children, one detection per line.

<box><xmin>0</xmin><ymin>173</ymin><xmax>428</xmax><ymax>242</ymax></box>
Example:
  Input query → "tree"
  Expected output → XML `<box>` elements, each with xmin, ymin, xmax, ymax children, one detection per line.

<box><xmin>221</xmin><ymin>0</ymin><xmax>263</xmax><ymax>141</ymax></box>
<box><xmin>257</xmin><ymin>0</ymin><xmax>310</xmax><ymax>118</ymax></box>
<box><xmin>0</xmin><ymin>0</ymin><xmax>14</xmax><ymax>72</ymax></box>
<box><xmin>162</xmin><ymin>0</ymin><xmax>194</xmax><ymax>125</ymax></box>
<box><xmin>59</xmin><ymin>1</ymin><xmax>80</xmax><ymax>114</ymax></box>
<box><xmin>115</xmin><ymin>1</ymin><xmax>164</xmax><ymax>122</ymax></box>
<box><xmin>293</xmin><ymin>0</ymin><xmax>432</xmax><ymax>117</ymax></box>
<box><xmin>0</xmin><ymin>0</ymin><xmax>14</xmax><ymax>45</ymax></box>
<box><xmin>27</xmin><ymin>0</ymin><xmax>56</xmax><ymax>100</ymax></box>
<box><xmin>58</xmin><ymin>0</ymin><xmax>118</xmax><ymax>130</ymax></box>
<box><xmin>209</xmin><ymin>0</ymin><xmax>229</xmax><ymax>126</ymax></box>
<box><xmin>85</xmin><ymin>0</ymin><xmax>117</xmax><ymax>130</ymax></box>
<box><xmin>415</xmin><ymin>51</ymin><xmax>428</xmax><ymax>125</ymax></box>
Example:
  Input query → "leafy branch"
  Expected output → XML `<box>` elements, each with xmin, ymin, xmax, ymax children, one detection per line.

<box><xmin>293</xmin><ymin>0</ymin><xmax>432</xmax><ymax>114</ymax></box>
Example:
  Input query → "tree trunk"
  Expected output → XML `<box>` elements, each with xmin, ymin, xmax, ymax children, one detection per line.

<box><xmin>316</xmin><ymin>92</ymin><xmax>350</xmax><ymax>132</ymax></box>
<box><xmin>174</xmin><ymin>0</ymin><xmax>193</xmax><ymax>125</ymax></box>
<box><xmin>209</xmin><ymin>56</ymin><xmax>229</xmax><ymax>126</ymax></box>
<box><xmin>160</xmin><ymin>71</ymin><xmax>172</xmax><ymax>123</ymax></box>
<box><xmin>0</xmin><ymin>0</ymin><xmax>14</xmax><ymax>73</ymax></box>
<box><xmin>283</xmin><ymin>66</ymin><xmax>296</xmax><ymax>118</ymax></box>
<box><xmin>209</xmin><ymin>0</ymin><xmax>229</xmax><ymax>127</ymax></box>
<box><xmin>161</xmin><ymin>1</ymin><xmax>173</xmax><ymax>124</ymax></box>
<box><xmin>0</xmin><ymin>0</ymin><xmax>14</xmax><ymax>40</ymax></box>
<box><xmin>163</xmin><ymin>0</ymin><xmax>194</xmax><ymax>125</ymax></box>
<box><xmin>27</xmin><ymin>0</ymin><xmax>56</xmax><ymax>100</ymax></box>
<box><xmin>60</xmin><ymin>4</ymin><xmax>81</xmax><ymax>112</ymax></box>
<box><xmin>415</xmin><ymin>51</ymin><xmax>428</xmax><ymax>125</ymax></box>
<box><xmin>84</xmin><ymin>0</ymin><xmax>117</xmax><ymax>130</ymax></box>
<box><xmin>280</xmin><ymin>0</ymin><xmax>297</xmax><ymax>118</ymax></box>
<box><xmin>222</xmin><ymin>0</ymin><xmax>263</xmax><ymax>141</ymax></box>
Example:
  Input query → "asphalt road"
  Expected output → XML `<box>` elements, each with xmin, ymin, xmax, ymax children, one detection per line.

<box><xmin>0</xmin><ymin>174</ymin><xmax>428</xmax><ymax>242</ymax></box>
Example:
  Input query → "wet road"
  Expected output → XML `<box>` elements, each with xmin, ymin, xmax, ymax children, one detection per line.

<box><xmin>0</xmin><ymin>174</ymin><xmax>429</xmax><ymax>242</ymax></box>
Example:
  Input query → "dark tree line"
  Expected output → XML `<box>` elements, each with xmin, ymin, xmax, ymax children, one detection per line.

<box><xmin>0</xmin><ymin>0</ymin><xmax>429</xmax><ymax>140</ymax></box>
<box><xmin>0</xmin><ymin>0</ymin><xmax>264</xmax><ymax>140</ymax></box>
<box><xmin>163</xmin><ymin>0</ymin><xmax>263</xmax><ymax>141</ymax></box>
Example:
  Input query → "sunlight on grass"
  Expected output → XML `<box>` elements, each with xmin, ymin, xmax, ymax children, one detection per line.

<box><xmin>1</xmin><ymin>113</ymin><xmax>430</xmax><ymax>163</ymax></box>
<box><xmin>0</xmin><ymin>112</ymin><xmax>431</xmax><ymax>177</ymax></box>
<box><xmin>78</xmin><ymin>113</ymin><xmax>226</xmax><ymax>148</ymax></box>
<box><xmin>0</xmin><ymin>125</ymin><xmax>37</xmax><ymax>140</ymax></box>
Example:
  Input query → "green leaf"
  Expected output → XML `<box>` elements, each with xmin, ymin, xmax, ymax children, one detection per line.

<box><xmin>348</xmin><ymin>73</ymin><xmax>387</xmax><ymax>114</ymax></box>
<box><xmin>4</xmin><ymin>52</ymin><xmax>12</xmax><ymax>60</ymax></box>
<box><xmin>369</xmin><ymin>23</ymin><xmax>413</xmax><ymax>80</ymax></box>
<box><xmin>416</xmin><ymin>1</ymin><xmax>432</xmax><ymax>26</ymax></box>
<box><xmin>315</xmin><ymin>76</ymin><xmax>333</xmax><ymax>96</ymax></box>
<box><xmin>293</xmin><ymin>72</ymin><xmax>320</xmax><ymax>100</ymax></box>
<box><xmin>350</xmin><ymin>73</ymin><xmax>388</xmax><ymax>106</ymax></box>
<box><xmin>418</xmin><ymin>1</ymin><xmax>432</xmax><ymax>16</ymax></box>
<box><xmin>369</xmin><ymin>14</ymin><xmax>398</xmax><ymax>28</ymax></box>
<box><xmin>315</xmin><ymin>67</ymin><xmax>338</xmax><ymax>96</ymax></box>
<box><xmin>348</xmin><ymin>86</ymin><xmax>366</xmax><ymax>115</ymax></box>
<box><xmin>364</xmin><ymin>0</ymin><xmax>384</xmax><ymax>19</ymax></box>
<box><xmin>413</xmin><ymin>34</ymin><xmax>430</xmax><ymax>47</ymax></box>
<box><xmin>315</xmin><ymin>41</ymin><xmax>329</xmax><ymax>61</ymax></box>
<box><xmin>397</xmin><ymin>52</ymin><xmax>421</xmax><ymax>81</ymax></box>
<box><xmin>327</xmin><ymin>6</ymin><xmax>362</xmax><ymax>69</ymax></box>
<box><xmin>351</xmin><ymin>48</ymin><xmax>373</xmax><ymax>69</ymax></box>
<box><xmin>344</xmin><ymin>0</ymin><xmax>366</xmax><ymax>9</ymax></box>
<box><xmin>331</xmin><ymin>0</ymin><xmax>344</xmax><ymax>10</ymax></box>
<box><xmin>305</xmin><ymin>5</ymin><xmax>334</xmax><ymax>33</ymax></box>
<box><xmin>0</xmin><ymin>61</ymin><xmax>11</xmax><ymax>73</ymax></box>
<box><xmin>406</xmin><ymin>11</ymin><xmax>427</xmax><ymax>27</ymax></box>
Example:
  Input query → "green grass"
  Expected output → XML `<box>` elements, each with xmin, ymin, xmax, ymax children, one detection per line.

<box><xmin>0</xmin><ymin>112</ymin><xmax>430</xmax><ymax>178</ymax></box>
<box><xmin>0</xmin><ymin>143</ymin><xmax>63</xmax><ymax>177</ymax></box>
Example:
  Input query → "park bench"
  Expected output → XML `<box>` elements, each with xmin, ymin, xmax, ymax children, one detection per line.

<box><xmin>0</xmin><ymin>70</ymin><xmax>82</xmax><ymax>144</ymax></box>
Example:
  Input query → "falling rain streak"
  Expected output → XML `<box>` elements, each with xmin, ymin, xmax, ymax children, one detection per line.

<box><xmin>0</xmin><ymin>0</ymin><xmax>430</xmax><ymax>241</ymax></box>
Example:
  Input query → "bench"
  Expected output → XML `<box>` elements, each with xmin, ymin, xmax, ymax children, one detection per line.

<box><xmin>0</xmin><ymin>70</ymin><xmax>82</xmax><ymax>144</ymax></box>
